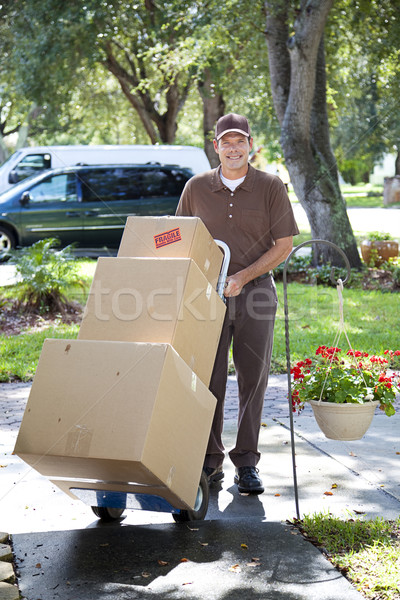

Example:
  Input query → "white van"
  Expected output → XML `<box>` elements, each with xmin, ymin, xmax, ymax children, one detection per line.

<box><xmin>0</xmin><ymin>144</ymin><xmax>210</xmax><ymax>193</ymax></box>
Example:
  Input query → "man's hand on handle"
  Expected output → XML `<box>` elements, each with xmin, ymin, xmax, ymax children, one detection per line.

<box><xmin>224</xmin><ymin>274</ymin><xmax>245</xmax><ymax>297</ymax></box>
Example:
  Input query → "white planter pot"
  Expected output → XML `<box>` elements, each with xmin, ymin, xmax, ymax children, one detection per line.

<box><xmin>309</xmin><ymin>400</ymin><xmax>380</xmax><ymax>441</ymax></box>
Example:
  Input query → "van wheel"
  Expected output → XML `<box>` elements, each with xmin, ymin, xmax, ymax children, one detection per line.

<box><xmin>91</xmin><ymin>506</ymin><xmax>125</xmax><ymax>522</ymax></box>
<box><xmin>172</xmin><ymin>471</ymin><xmax>209</xmax><ymax>522</ymax></box>
<box><xmin>0</xmin><ymin>226</ymin><xmax>16</xmax><ymax>260</ymax></box>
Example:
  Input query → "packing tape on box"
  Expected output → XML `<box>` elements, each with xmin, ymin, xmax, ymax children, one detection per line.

<box><xmin>166</xmin><ymin>465</ymin><xmax>176</xmax><ymax>487</ymax></box>
<box><xmin>66</xmin><ymin>425</ymin><xmax>93</xmax><ymax>456</ymax></box>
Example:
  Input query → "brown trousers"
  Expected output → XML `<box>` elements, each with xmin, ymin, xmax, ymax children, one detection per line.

<box><xmin>205</xmin><ymin>275</ymin><xmax>278</xmax><ymax>468</ymax></box>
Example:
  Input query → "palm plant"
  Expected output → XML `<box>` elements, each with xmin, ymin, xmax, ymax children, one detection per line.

<box><xmin>12</xmin><ymin>238</ymin><xmax>84</xmax><ymax>314</ymax></box>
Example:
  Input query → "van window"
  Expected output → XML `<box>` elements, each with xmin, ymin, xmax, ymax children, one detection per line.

<box><xmin>12</xmin><ymin>153</ymin><xmax>51</xmax><ymax>183</ymax></box>
<box><xmin>142</xmin><ymin>168</ymin><xmax>189</xmax><ymax>197</ymax></box>
<box><xmin>79</xmin><ymin>168</ymin><xmax>141</xmax><ymax>202</ymax></box>
<box><xmin>29</xmin><ymin>174</ymin><xmax>77</xmax><ymax>203</ymax></box>
<box><xmin>79</xmin><ymin>167</ymin><xmax>190</xmax><ymax>203</ymax></box>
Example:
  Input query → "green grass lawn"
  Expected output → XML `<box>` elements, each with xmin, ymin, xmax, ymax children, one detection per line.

<box><xmin>289</xmin><ymin>182</ymin><xmax>385</xmax><ymax>208</ymax></box>
<box><xmin>2</xmin><ymin>277</ymin><xmax>398</xmax><ymax>382</ymax></box>
<box><xmin>296</xmin><ymin>513</ymin><xmax>400</xmax><ymax>600</ymax></box>
<box><xmin>0</xmin><ymin>258</ymin><xmax>95</xmax><ymax>382</ymax></box>
<box><xmin>272</xmin><ymin>282</ymin><xmax>399</xmax><ymax>372</ymax></box>
<box><xmin>341</xmin><ymin>183</ymin><xmax>384</xmax><ymax>208</ymax></box>
<box><xmin>0</xmin><ymin>322</ymin><xmax>80</xmax><ymax>381</ymax></box>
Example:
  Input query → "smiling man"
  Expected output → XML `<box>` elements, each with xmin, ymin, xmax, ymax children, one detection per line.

<box><xmin>176</xmin><ymin>113</ymin><xmax>299</xmax><ymax>495</ymax></box>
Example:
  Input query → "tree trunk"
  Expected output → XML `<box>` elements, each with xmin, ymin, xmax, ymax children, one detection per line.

<box><xmin>198</xmin><ymin>68</ymin><xmax>225</xmax><ymax>168</ymax></box>
<box><xmin>265</xmin><ymin>0</ymin><xmax>362</xmax><ymax>268</ymax></box>
<box><xmin>113</xmin><ymin>75</ymin><xmax>159</xmax><ymax>144</ymax></box>
<box><xmin>0</xmin><ymin>103</ymin><xmax>42</xmax><ymax>161</ymax></box>
<box><xmin>0</xmin><ymin>138</ymin><xmax>10</xmax><ymax>163</ymax></box>
<box><xmin>395</xmin><ymin>148</ymin><xmax>400</xmax><ymax>176</ymax></box>
<box><xmin>104</xmin><ymin>42</ymin><xmax>190</xmax><ymax>145</ymax></box>
<box><xmin>14</xmin><ymin>104</ymin><xmax>42</xmax><ymax>150</ymax></box>
<box><xmin>154</xmin><ymin>79</ymin><xmax>191</xmax><ymax>145</ymax></box>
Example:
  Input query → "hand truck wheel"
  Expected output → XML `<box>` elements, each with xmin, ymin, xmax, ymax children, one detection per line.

<box><xmin>172</xmin><ymin>471</ymin><xmax>209</xmax><ymax>523</ymax></box>
<box><xmin>91</xmin><ymin>506</ymin><xmax>126</xmax><ymax>522</ymax></box>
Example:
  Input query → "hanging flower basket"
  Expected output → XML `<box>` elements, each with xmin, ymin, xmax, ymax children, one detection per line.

<box><xmin>309</xmin><ymin>399</ymin><xmax>379</xmax><ymax>441</ymax></box>
<box><xmin>291</xmin><ymin>346</ymin><xmax>400</xmax><ymax>441</ymax></box>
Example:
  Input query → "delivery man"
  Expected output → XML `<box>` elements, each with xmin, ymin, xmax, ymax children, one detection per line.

<box><xmin>176</xmin><ymin>113</ymin><xmax>299</xmax><ymax>494</ymax></box>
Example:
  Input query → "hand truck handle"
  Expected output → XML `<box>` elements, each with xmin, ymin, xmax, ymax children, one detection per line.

<box><xmin>214</xmin><ymin>240</ymin><xmax>231</xmax><ymax>300</ymax></box>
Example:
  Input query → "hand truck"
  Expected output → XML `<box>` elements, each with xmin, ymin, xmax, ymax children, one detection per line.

<box><xmin>81</xmin><ymin>240</ymin><xmax>231</xmax><ymax>523</ymax></box>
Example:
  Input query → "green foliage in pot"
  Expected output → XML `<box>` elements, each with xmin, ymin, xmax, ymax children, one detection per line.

<box><xmin>360</xmin><ymin>232</ymin><xmax>399</xmax><ymax>268</ymax></box>
<box><xmin>366</xmin><ymin>231</ymin><xmax>393</xmax><ymax>242</ymax></box>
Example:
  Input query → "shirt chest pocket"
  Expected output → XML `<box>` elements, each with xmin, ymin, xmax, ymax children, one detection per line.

<box><xmin>240</xmin><ymin>208</ymin><xmax>268</xmax><ymax>236</ymax></box>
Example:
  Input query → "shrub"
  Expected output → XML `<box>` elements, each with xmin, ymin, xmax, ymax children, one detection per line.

<box><xmin>12</xmin><ymin>238</ymin><xmax>85</xmax><ymax>314</ymax></box>
<box><xmin>338</xmin><ymin>158</ymin><xmax>371</xmax><ymax>185</ymax></box>
<box><xmin>365</xmin><ymin>231</ymin><xmax>393</xmax><ymax>242</ymax></box>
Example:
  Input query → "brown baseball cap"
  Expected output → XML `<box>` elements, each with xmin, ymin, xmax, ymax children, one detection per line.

<box><xmin>215</xmin><ymin>113</ymin><xmax>251</xmax><ymax>141</ymax></box>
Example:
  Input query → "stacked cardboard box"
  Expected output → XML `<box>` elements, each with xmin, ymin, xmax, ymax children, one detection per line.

<box><xmin>118</xmin><ymin>216</ymin><xmax>223</xmax><ymax>285</ymax></box>
<box><xmin>14</xmin><ymin>217</ymin><xmax>226</xmax><ymax>510</ymax></box>
<box><xmin>78</xmin><ymin>257</ymin><xmax>225</xmax><ymax>386</ymax></box>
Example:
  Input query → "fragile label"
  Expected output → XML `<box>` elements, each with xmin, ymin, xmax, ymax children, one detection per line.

<box><xmin>154</xmin><ymin>227</ymin><xmax>182</xmax><ymax>249</ymax></box>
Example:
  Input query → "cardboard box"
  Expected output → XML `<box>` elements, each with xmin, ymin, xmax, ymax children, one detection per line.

<box><xmin>78</xmin><ymin>257</ymin><xmax>226</xmax><ymax>387</ymax></box>
<box><xmin>14</xmin><ymin>339</ymin><xmax>217</xmax><ymax>510</ymax></box>
<box><xmin>118</xmin><ymin>216</ymin><xmax>223</xmax><ymax>286</ymax></box>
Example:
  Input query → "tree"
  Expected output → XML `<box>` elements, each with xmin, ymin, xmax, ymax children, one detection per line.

<box><xmin>197</xmin><ymin>69</ymin><xmax>225</xmax><ymax>168</ymax></box>
<box><xmin>29</xmin><ymin>66</ymin><xmax>151</xmax><ymax>147</ymax></box>
<box><xmin>264</xmin><ymin>0</ymin><xmax>362</xmax><ymax>267</ymax></box>
<box><xmin>100</xmin><ymin>1</ymin><xmax>195</xmax><ymax>144</ymax></box>
<box><xmin>332</xmin><ymin>78</ymin><xmax>385</xmax><ymax>184</ymax></box>
<box><xmin>194</xmin><ymin>0</ymin><xmax>276</xmax><ymax>167</ymax></box>
<box><xmin>0</xmin><ymin>4</ymin><xmax>44</xmax><ymax>162</ymax></box>
<box><xmin>10</xmin><ymin>0</ymin><xmax>199</xmax><ymax>145</ymax></box>
<box><xmin>326</xmin><ymin>0</ymin><xmax>400</xmax><ymax>181</ymax></box>
<box><xmin>8</xmin><ymin>0</ymin><xmax>277</xmax><ymax>163</ymax></box>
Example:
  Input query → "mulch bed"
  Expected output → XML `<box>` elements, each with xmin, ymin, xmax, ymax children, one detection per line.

<box><xmin>1</xmin><ymin>267</ymin><xmax>398</xmax><ymax>337</ymax></box>
<box><xmin>0</xmin><ymin>301</ymin><xmax>83</xmax><ymax>337</ymax></box>
<box><xmin>278</xmin><ymin>267</ymin><xmax>399</xmax><ymax>292</ymax></box>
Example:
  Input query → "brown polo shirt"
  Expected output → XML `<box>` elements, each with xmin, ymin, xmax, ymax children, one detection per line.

<box><xmin>176</xmin><ymin>164</ymin><xmax>299</xmax><ymax>275</ymax></box>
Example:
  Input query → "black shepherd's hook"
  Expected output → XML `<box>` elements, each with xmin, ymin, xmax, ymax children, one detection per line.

<box><xmin>282</xmin><ymin>240</ymin><xmax>352</xmax><ymax>519</ymax></box>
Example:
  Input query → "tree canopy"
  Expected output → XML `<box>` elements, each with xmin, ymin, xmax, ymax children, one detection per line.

<box><xmin>1</xmin><ymin>0</ymin><xmax>399</xmax><ymax>265</ymax></box>
<box><xmin>326</xmin><ymin>0</ymin><xmax>400</xmax><ymax>180</ymax></box>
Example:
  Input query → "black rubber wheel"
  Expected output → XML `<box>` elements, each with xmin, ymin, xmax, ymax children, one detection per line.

<box><xmin>91</xmin><ymin>506</ymin><xmax>126</xmax><ymax>522</ymax></box>
<box><xmin>0</xmin><ymin>226</ymin><xmax>16</xmax><ymax>260</ymax></box>
<box><xmin>172</xmin><ymin>471</ymin><xmax>209</xmax><ymax>523</ymax></box>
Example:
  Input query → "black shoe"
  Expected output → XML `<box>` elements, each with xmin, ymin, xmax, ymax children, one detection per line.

<box><xmin>234</xmin><ymin>466</ymin><xmax>264</xmax><ymax>494</ymax></box>
<box><xmin>203</xmin><ymin>465</ymin><xmax>224</xmax><ymax>484</ymax></box>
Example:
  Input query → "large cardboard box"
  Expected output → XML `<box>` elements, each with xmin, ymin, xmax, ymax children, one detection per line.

<box><xmin>78</xmin><ymin>257</ymin><xmax>226</xmax><ymax>387</ymax></box>
<box><xmin>118</xmin><ymin>216</ymin><xmax>223</xmax><ymax>286</ymax></box>
<box><xmin>14</xmin><ymin>339</ymin><xmax>217</xmax><ymax>510</ymax></box>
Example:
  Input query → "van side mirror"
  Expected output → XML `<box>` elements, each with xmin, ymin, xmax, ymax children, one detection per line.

<box><xmin>9</xmin><ymin>170</ymin><xmax>20</xmax><ymax>184</ymax></box>
<box><xmin>19</xmin><ymin>191</ymin><xmax>31</xmax><ymax>206</ymax></box>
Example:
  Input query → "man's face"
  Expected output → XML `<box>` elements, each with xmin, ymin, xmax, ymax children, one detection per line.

<box><xmin>213</xmin><ymin>132</ymin><xmax>253</xmax><ymax>178</ymax></box>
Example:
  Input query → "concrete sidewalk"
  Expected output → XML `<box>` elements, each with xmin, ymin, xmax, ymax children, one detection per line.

<box><xmin>1</xmin><ymin>375</ymin><xmax>400</xmax><ymax>599</ymax></box>
<box><xmin>12</xmin><ymin>519</ymin><xmax>364</xmax><ymax>600</ymax></box>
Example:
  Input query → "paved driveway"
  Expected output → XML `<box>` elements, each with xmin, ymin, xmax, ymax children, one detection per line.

<box><xmin>292</xmin><ymin>204</ymin><xmax>400</xmax><ymax>238</ymax></box>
